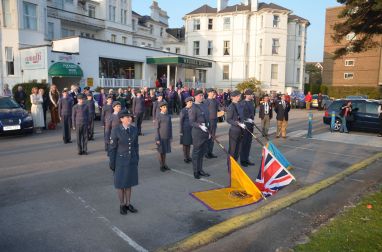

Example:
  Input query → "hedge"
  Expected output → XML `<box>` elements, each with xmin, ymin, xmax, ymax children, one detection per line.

<box><xmin>304</xmin><ymin>84</ymin><xmax>382</xmax><ymax>99</ymax></box>
<box><xmin>12</xmin><ymin>83</ymin><xmax>50</xmax><ymax>111</ymax></box>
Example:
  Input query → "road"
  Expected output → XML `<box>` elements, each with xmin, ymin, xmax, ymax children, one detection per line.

<box><xmin>0</xmin><ymin>109</ymin><xmax>381</xmax><ymax>252</ymax></box>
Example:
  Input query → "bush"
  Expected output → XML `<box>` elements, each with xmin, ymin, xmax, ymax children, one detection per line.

<box><xmin>320</xmin><ymin>85</ymin><xmax>382</xmax><ymax>99</ymax></box>
<box><xmin>12</xmin><ymin>83</ymin><xmax>49</xmax><ymax>111</ymax></box>
<box><xmin>236</xmin><ymin>78</ymin><xmax>262</xmax><ymax>93</ymax></box>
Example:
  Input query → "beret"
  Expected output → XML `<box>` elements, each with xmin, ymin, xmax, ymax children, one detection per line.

<box><xmin>118</xmin><ymin>110</ymin><xmax>133</xmax><ymax>118</ymax></box>
<box><xmin>159</xmin><ymin>101</ymin><xmax>168</xmax><ymax>107</ymax></box>
<box><xmin>77</xmin><ymin>94</ymin><xmax>84</xmax><ymax>99</ymax></box>
<box><xmin>244</xmin><ymin>89</ymin><xmax>253</xmax><ymax>95</ymax></box>
<box><xmin>185</xmin><ymin>97</ymin><xmax>194</xmax><ymax>103</ymax></box>
<box><xmin>194</xmin><ymin>90</ymin><xmax>204</xmax><ymax>96</ymax></box>
<box><xmin>231</xmin><ymin>90</ymin><xmax>241</xmax><ymax>97</ymax></box>
<box><xmin>207</xmin><ymin>88</ymin><xmax>215</xmax><ymax>93</ymax></box>
<box><xmin>112</xmin><ymin>101</ymin><xmax>121</xmax><ymax>107</ymax></box>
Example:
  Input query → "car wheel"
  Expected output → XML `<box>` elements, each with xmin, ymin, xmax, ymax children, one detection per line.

<box><xmin>332</xmin><ymin>118</ymin><xmax>341</xmax><ymax>131</ymax></box>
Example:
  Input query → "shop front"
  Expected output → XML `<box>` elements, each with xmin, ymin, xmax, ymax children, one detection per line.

<box><xmin>48</xmin><ymin>62</ymin><xmax>83</xmax><ymax>91</ymax></box>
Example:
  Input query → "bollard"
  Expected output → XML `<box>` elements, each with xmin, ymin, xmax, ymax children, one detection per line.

<box><xmin>307</xmin><ymin>112</ymin><xmax>313</xmax><ymax>138</ymax></box>
<box><xmin>330</xmin><ymin>111</ymin><xmax>336</xmax><ymax>132</ymax></box>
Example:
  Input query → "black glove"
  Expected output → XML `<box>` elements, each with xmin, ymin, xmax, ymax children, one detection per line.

<box><xmin>109</xmin><ymin>162</ymin><xmax>115</xmax><ymax>172</ymax></box>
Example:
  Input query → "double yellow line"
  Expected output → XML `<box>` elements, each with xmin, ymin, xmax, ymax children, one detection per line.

<box><xmin>157</xmin><ymin>152</ymin><xmax>382</xmax><ymax>252</ymax></box>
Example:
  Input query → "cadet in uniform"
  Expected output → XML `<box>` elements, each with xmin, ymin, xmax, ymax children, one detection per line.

<box><xmin>180</xmin><ymin>97</ymin><xmax>193</xmax><ymax>163</ymax></box>
<box><xmin>58</xmin><ymin>88</ymin><xmax>73</xmax><ymax>144</ymax></box>
<box><xmin>155</xmin><ymin>101</ymin><xmax>173</xmax><ymax>172</ymax></box>
<box><xmin>152</xmin><ymin>92</ymin><xmax>164</xmax><ymax>122</ymax></box>
<box><xmin>240</xmin><ymin>89</ymin><xmax>255</xmax><ymax>167</ymax></box>
<box><xmin>204</xmin><ymin>88</ymin><xmax>220</xmax><ymax>159</ymax></box>
<box><xmin>72</xmin><ymin>94</ymin><xmax>89</xmax><ymax>155</ymax></box>
<box><xmin>132</xmin><ymin>90</ymin><xmax>145</xmax><ymax>135</ymax></box>
<box><xmin>109</xmin><ymin>111</ymin><xmax>139</xmax><ymax>215</ymax></box>
<box><xmin>106</xmin><ymin>101</ymin><xmax>122</xmax><ymax>153</ymax></box>
<box><xmin>86</xmin><ymin>93</ymin><xmax>95</xmax><ymax>140</ymax></box>
<box><xmin>226</xmin><ymin>90</ymin><xmax>245</xmax><ymax>161</ymax></box>
<box><xmin>189</xmin><ymin>90</ymin><xmax>211</xmax><ymax>179</ymax></box>
<box><xmin>101</xmin><ymin>95</ymin><xmax>113</xmax><ymax>151</ymax></box>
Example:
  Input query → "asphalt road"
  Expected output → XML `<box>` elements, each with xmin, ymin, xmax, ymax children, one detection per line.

<box><xmin>0</xmin><ymin>109</ymin><xmax>380</xmax><ymax>252</ymax></box>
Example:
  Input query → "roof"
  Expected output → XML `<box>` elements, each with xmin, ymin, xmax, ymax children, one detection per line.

<box><xmin>258</xmin><ymin>2</ymin><xmax>290</xmax><ymax>12</ymax></box>
<box><xmin>289</xmin><ymin>14</ymin><xmax>310</xmax><ymax>24</ymax></box>
<box><xmin>132</xmin><ymin>11</ymin><xmax>141</xmax><ymax>17</ymax></box>
<box><xmin>166</xmin><ymin>27</ymin><xmax>185</xmax><ymax>41</ymax></box>
<box><xmin>218</xmin><ymin>4</ymin><xmax>250</xmax><ymax>13</ymax></box>
<box><xmin>186</xmin><ymin>4</ymin><xmax>217</xmax><ymax>15</ymax></box>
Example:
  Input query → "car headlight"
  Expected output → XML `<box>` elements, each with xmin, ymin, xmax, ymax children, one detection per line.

<box><xmin>23</xmin><ymin>115</ymin><xmax>33</xmax><ymax>122</ymax></box>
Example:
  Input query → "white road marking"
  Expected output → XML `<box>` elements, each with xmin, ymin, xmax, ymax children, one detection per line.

<box><xmin>63</xmin><ymin>187</ymin><xmax>148</xmax><ymax>252</ymax></box>
<box><xmin>170</xmin><ymin>168</ymin><xmax>225</xmax><ymax>188</ymax></box>
<box><xmin>345</xmin><ymin>178</ymin><xmax>365</xmax><ymax>183</ymax></box>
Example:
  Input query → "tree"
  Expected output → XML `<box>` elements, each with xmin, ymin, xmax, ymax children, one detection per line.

<box><xmin>332</xmin><ymin>0</ymin><xmax>382</xmax><ymax>58</ymax></box>
<box><xmin>236</xmin><ymin>78</ymin><xmax>262</xmax><ymax>93</ymax></box>
<box><xmin>305</xmin><ymin>63</ymin><xmax>322</xmax><ymax>85</ymax></box>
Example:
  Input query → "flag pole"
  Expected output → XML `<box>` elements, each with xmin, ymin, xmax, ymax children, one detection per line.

<box><xmin>243</xmin><ymin>126</ymin><xmax>265</xmax><ymax>147</ymax></box>
<box><xmin>245</xmin><ymin>120</ymin><xmax>269</xmax><ymax>141</ymax></box>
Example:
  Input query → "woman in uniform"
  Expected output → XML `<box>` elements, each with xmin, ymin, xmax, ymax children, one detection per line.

<box><xmin>109</xmin><ymin>111</ymin><xmax>139</xmax><ymax>215</ymax></box>
<box><xmin>155</xmin><ymin>101</ymin><xmax>172</xmax><ymax>172</ymax></box>
<box><xmin>180</xmin><ymin>97</ymin><xmax>193</xmax><ymax>163</ymax></box>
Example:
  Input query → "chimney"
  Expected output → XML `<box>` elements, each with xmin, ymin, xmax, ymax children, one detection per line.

<box><xmin>251</xmin><ymin>0</ymin><xmax>258</xmax><ymax>11</ymax></box>
<box><xmin>217</xmin><ymin>0</ymin><xmax>228</xmax><ymax>12</ymax></box>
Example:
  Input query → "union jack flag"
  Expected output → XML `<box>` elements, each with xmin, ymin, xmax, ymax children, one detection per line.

<box><xmin>255</xmin><ymin>146</ymin><xmax>295</xmax><ymax>197</ymax></box>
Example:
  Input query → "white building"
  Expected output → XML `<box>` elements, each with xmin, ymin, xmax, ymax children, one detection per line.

<box><xmin>0</xmin><ymin>0</ymin><xmax>213</xmax><ymax>90</ymax></box>
<box><xmin>175</xmin><ymin>0</ymin><xmax>309</xmax><ymax>92</ymax></box>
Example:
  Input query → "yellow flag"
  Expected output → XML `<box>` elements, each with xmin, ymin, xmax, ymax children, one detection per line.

<box><xmin>191</xmin><ymin>156</ymin><xmax>264</xmax><ymax>211</ymax></box>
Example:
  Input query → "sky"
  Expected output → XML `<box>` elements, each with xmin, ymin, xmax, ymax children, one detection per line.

<box><xmin>132</xmin><ymin>0</ymin><xmax>342</xmax><ymax>62</ymax></box>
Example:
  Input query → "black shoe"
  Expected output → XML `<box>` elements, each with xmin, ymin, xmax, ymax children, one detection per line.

<box><xmin>198</xmin><ymin>170</ymin><xmax>210</xmax><ymax>177</ymax></box>
<box><xmin>194</xmin><ymin>172</ymin><xmax>200</xmax><ymax>179</ymax></box>
<box><xmin>187</xmin><ymin>158</ymin><xmax>192</xmax><ymax>163</ymax></box>
<box><xmin>138</xmin><ymin>133</ymin><xmax>144</xmax><ymax>136</ymax></box>
<box><xmin>160</xmin><ymin>166</ymin><xmax>166</xmax><ymax>172</ymax></box>
<box><xmin>78</xmin><ymin>151</ymin><xmax>82</xmax><ymax>155</ymax></box>
<box><xmin>120</xmin><ymin>205</ymin><xmax>127</xmax><ymax>215</ymax></box>
<box><xmin>184</xmin><ymin>159</ymin><xmax>190</xmax><ymax>163</ymax></box>
<box><xmin>67</xmin><ymin>140</ymin><xmax>72</xmax><ymax>143</ymax></box>
<box><xmin>240</xmin><ymin>162</ymin><xmax>248</xmax><ymax>167</ymax></box>
<box><xmin>164</xmin><ymin>165</ymin><xmax>170</xmax><ymax>171</ymax></box>
<box><xmin>126</xmin><ymin>204</ymin><xmax>138</xmax><ymax>213</ymax></box>
<box><xmin>209</xmin><ymin>153</ymin><xmax>218</xmax><ymax>158</ymax></box>
<box><xmin>205</xmin><ymin>154</ymin><xmax>212</xmax><ymax>159</ymax></box>
<box><xmin>82</xmin><ymin>151</ymin><xmax>88</xmax><ymax>155</ymax></box>
<box><xmin>247</xmin><ymin>161</ymin><xmax>255</xmax><ymax>166</ymax></box>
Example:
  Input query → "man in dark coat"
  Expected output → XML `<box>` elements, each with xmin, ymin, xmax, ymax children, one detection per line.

<box><xmin>86</xmin><ymin>93</ymin><xmax>96</xmax><ymax>140</ymax></box>
<box><xmin>189</xmin><ymin>90</ymin><xmax>211</xmax><ymax>179</ymax></box>
<box><xmin>226</xmin><ymin>90</ymin><xmax>245</xmax><ymax>161</ymax></box>
<box><xmin>240</xmin><ymin>89</ymin><xmax>256</xmax><ymax>167</ymax></box>
<box><xmin>58</xmin><ymin>88</ymin><xmax>73</xmax><ymax>144</ymax></box>
<box><xmin>166</xmin><ymin>85</ymin><xmax>177</xmax><ymax>115</ymax></box>
<box><xmin>102</xmin><ymin>95</ymin><xmax>114</xmax><ymax>151</ymax></box>
<box><xmin>40</xmin><ymin>88</ymin><xmax>49</xmax><ymax>130</ymax></box>
<box><xmin>204</xmin><ymin>88</ymin><xmax>220</xmax><ymax>159</ymax></box>
<box><xmin>72</xmin><ymin>94</ymin><xmax>89</xmax><ymax>155</ymax></box>
<box><xmin>14</xmin><ymin>85</ymin><xmax>27</xmax><ymax>108</ymax></box>
<box><xmin>132</xmin><ymin>90</ymin><xmax>145</xmax><ymax>135</ymax></box>
<box><xmin>259</xmin><ymin>94</ymin><xmax>273</xmax><ymax>137</ymax></box>
<box><xmin>274</xmin><ymin>94</ymin><xmax>291</xmax><ymax>138</ymax></box>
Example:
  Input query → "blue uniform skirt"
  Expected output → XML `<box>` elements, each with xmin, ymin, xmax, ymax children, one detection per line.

<box><xmin>114</xmin><ymin>154</ymin><xmax>138</xmax><ymax>189</ymax></box>
<box><xmin>157</xmin><ymin>139</ymin><xmax>171</xmax><ymax>154</ymax></box>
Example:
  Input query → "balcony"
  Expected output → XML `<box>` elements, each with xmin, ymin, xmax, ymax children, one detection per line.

<box><xmin>47</xmin><ymin>6</ymin><xmax>105</xmax><ymax>31</ymax></box>
<box><xmin>99</xmin><ymin>78</ymin><xmax>149</xmax><ymax>88</ymax></box>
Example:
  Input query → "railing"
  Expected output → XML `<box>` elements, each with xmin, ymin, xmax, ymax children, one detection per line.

<box><xmin>99</xmin><ymin>78</ymin><xmax>149</xmax><ymax>88</ymax></box>
<box><xmin>183</xmin><ymin>81</ymin><xmax>207</xmax><ymax>89</ymax></box>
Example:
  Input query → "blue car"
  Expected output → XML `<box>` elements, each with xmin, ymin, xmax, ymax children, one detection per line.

<box><xmin>0</xmin><ymin>96</ymin><xmax>34</xmax><ymax>134</ymax></box>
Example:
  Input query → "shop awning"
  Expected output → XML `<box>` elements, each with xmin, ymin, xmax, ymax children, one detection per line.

<box><xmin>146</xmin><ymin>56</ymin><xmax>213</xmax><ymax>68</ymax></box>
<box><xmin>48</xmin><ymin>62</ymin><xmax>83</xmax><ymax>77</ymax></box>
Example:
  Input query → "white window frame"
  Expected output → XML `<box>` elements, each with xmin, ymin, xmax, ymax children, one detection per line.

<box><xmin>160</xmin><ymin>27</ymin><xmax>163</xmax><ymax>37</ymax></box>
<box><xmin>223</xmin><ymin>17</ymin><xmax>231</xmax><ymax>30</ymax></box>
<box><xmin>272</xmin><ymin>39</ymin><xmax>280</xmax><ymax>55</ymax></box>
<box><xmin>193</xmin><ymin>19</ymin><xmax>200</xmax><ymax>31</ymax></box>
<box><xmin>61</xmin><ymin>28</ymin><xmax>75</xmax><ymax>38</ymax></box>
<box><xmin>122</xmin><ymin>36</ymin><xmax>127</xmax><ymax>44</ymax></box>
<box><xmin>5</xmin><ymin>47</ymin><xmax>14</xmax><ymax>75</ymax></box>
<box><xmin>121</xmin><ymin>9</ymin><xmax>127</xmax><ymax>24</ymax></box>
<box><xmin>23</xmin><ymin>1</ymin><xmax>38</xmax><ymax>30</ymax></box>
<box><xmin>345</xmin><ymin>59</ymin><xmax>355</xmax><ymax>66</ymax></box>
<box><xmin>223</xmin><ymin>65</ymin><xmax>229</xmax><ymax>80</ymax></box>
<box><xmin>259</xmin><ymin>39</ymin><xmax>263</xmax><ymax>55</ymax></box>
<box><xmin>109</xmin><ymin>4</ymin><xmax>116</xmax><ymax>22</ymax></box>
<box><xmin>344</xmin><ymin>73</ymin><xmax>354</xmax><ymax>79</ymax></box>
<box><xmin>2</xmin><ymin>0</ymin><xmax>12</xmax><ymax>27</ymax></box>
<box><xmin>273</xmin><ymin>15</ymin><xmax>280</xmax><ymax>28</ymax></box>
<box><xmin>132</xmin><ymin>19</ymin><xmax>136</xmax><ymax>31</ymax></box>
<box><xmin>193</xmin><ymin>41</ymin><xmax>200</xmax><ymax>56</ymax></box>
<box><xmin>271</xmin><ymin>64</ymin><xmax>278</xmax><ymax>80</ymax></box>
<box><xmin>149</xmin><ymin>24</ymin><xmax>154</xmax><ymax>34</ymax></box>
<box><xmin>88</xmin><ymin>5</ymin><xmax>96</xmax><ymax>18</ymax></box>
<box><xmin>47</xmin><ymin>22</ymin><xmax>54</xmax><ymax>40</ymax></box>
<box><xmin>111</xmin><ymin>34</ymin><xmax>116</xmax><ymax>43</ymax></box>
<box><xmin>207</xmin><ymin>40</ymin><xmax>213</xmax><ymax>56</ymax></box>
<box><xmin>175</xmin><ymin>48</ymin><xmax>180</xmax><ymax>54</ymax></box>
<box><xmin>297</xmin><ymin>45</ymin><xmax>301</xmax><ymax>59</ymax></box>
<box><xmin>208</xmin><ymin>18</ymin><xmax>213</xmax><ymax>30</ymax></box>
<box><xmin>223</xmin><ymin>40</ymin><xmax>230</xmax><ymax>56</ymax></box>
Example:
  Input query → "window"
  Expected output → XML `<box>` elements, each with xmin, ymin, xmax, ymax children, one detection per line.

<box><xmin>47</xmin><ymin>22</ymin><xmax>54</xmax><ymax>40</ymax></box>
<box><xmin>345</xmin><ymin>59</ymin><xmax>355</xmax><ymax>66</ymax></box>
<box><xmin>193</xmin><ymin>19</ymin><xmax>200</xmax><ymax>31</ymax></box>
<box><xmin>148</xmin><ymin>43</ymin><xmax>152</xmax><ymax>47</ymax></box>
<box><xmin>193</xmin><ymin>41</ymin><xmax>200</xmax><ymax>55</ymax></box>
<box><xmin>208</xmin><ymin>18</ymin><xmax>213</xmax><ymax>30</ymax></box>
<box><xmin>259</xmin><ymin>39</ymin><xmax>263</xmax><ymax>55</ymax></box>
<box><xmin>175</xmin><ymin>48</ymin><xmax>180</xmax><ymax>54</ymax></box>
<box><xmin>149</xmin><ymin>24</ymin><xmax>153</xmax><ymax>34</ymax></box>
<box><xmin>272</xmin><ymin>39</ymin><xmax>280</xmax><ymax>55</ymax></box>
<box><xmin>223</xmin><ymin>17</ymin><xmax>231</xmax><ymax>30</ymax></box>
<box><xmin>2</xmin><ymin>0</ymin><xmax>11</xmax><ymax>27</ymax></box>
<box><xmin>344</xmin><ymin>73</ymin><xmax>354</xmax><ymax>79</ymax></box>
<box><xmin>297</xmin><ymin>68</ymin><xmax>301</xmax><ymax>83</ymax></box>
<box><xmin>271</xmin><ymin>64</ymin><xmax>278</xmax><ymax>80</ymax></box>
<box><xmin>166</xmin><ymin>48</ymin><xmax>170</xmax><ymax>52</ymax></box>
<box><xmin>223</xmin><ymin>65</ymin><xmax>229</xmax><ymax>80</ymax></box>
<box><xmin>258</xmin><ymin>64</ymin><xmax>262</xmax><ymax>81</ymax></box>
<box><xmin>109</xmin><ymin>4</ymin><xmax>116</xmax><ymax>21</ymax></box>
<box><xmin>298</xmin><ymin>24</ymin><xmax>302</xmax><ymax>36</ymax></box>
<box><xmin>297</xmin><ymin>45</ymin><xmax>301</xmax><ymax>59</ymax></box>
<box><xmin>366</xmin><ymin>102</ymin><xmax>378</xmax><ymax>114</ymax></box>
<box><xmin>208</xmin><ymin>40</ymin><xmax>213</xmax><ymax>55</ymax></box>
<box><xmin>346</xmin><ymin>32</ymin><xmax>356</xmax><ymax>41</ymax></box>
<box><xmin>223</xmin><ymin>41</ymin><xmax>230</xmax><ymax>56</ymax></box>
<box><xmin>111</xmin><ymin>34</ymin><xmax>116</xmax><ymax>42</ymax></box>
<box><xmin>260</xmin><ymin>15</ymin><xmax>263</xmax><ymax>28</ymax></box>
<box><xmin>23</xmin><ymin>2</ymin><xmax>37</xmax><ymax>30</ymax></box>
<box><xmin>273</xmin><ymin>15</ymin><xmax>280</xmax><ymax>28</ymax></box>
<box><xmin>5</xmin><ymin>47</ymin><xmax>14</xmax><ymax>75</ymax></box>
<box><xmin>132</xmin><ymin>19</ymin><xmax>136</xmax><ymax>31</ymax></box>
<box><xmin>122</xmin><ymin>36</ymin><xmax>127</xmax><ymax>44</ymax></box>
<box><xmin>121</xmin><ymin>9</ymin><xmax>127</xmax><ymax>24</ymax></box>
<box><xmin>61</xmin><ymin>28</ymin><xmax>75</xmax><ymax>38</ymax></box>
<box><xmin>88</xmin><ymin>5</ymin><xmax>96</xmax><ymax>18</ymax></box>
<box><xmin>160</xmin><ymin>27</ymin><xmax>163</xmax><ymax>37</ymax></box>
<box><xmin>141</xmin><ymin>42</ymin><xmax>145</xmax><ymax>46</ymax></box>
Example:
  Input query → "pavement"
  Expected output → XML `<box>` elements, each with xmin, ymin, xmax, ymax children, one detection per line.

<box><xmin>0</xmin><ymin>109</ymin><xmax>381</xmax><ymax>252</ymax></box>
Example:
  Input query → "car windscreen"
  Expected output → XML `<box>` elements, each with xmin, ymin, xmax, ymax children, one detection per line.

<box><xmin>312</xmin><ymin>95</ymin><xmax>318</xmax><ymax>99</ymax></box>
<box><xmin>328</xmin><ymin>101</ymin><xmax>343</xmax><ymax>112</ymax></box>
<box><xmin>0</xmin><ymin>97</ymin><xmax>20</xmax><ymax>109</ymax></box>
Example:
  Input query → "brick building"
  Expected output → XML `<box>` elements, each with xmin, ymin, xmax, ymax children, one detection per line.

<box><xmin>322</xmin><ymin>6</ymin><xmax>382</xmax><ymax>87</ymax></box>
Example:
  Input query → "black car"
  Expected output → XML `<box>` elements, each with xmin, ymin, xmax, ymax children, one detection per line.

<box><xmin>323</xmin><ymin>99</ymin><xmax>381</xmax><ymax>132</ymax></box>
<box><xmin>0</xmin><ymin>96</ymin><xmax>34</xmax><ymax>134</ymax></box>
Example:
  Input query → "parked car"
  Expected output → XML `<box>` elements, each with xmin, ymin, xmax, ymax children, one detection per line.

<box><xmin>323</xmin><ymin>99</ymin><xmax>381</xmax><ymax>132</ymax></box>
<box><xmin>290</xmin><ymin>91</ymin><xmax>305</xmax><ymax>109</ymax></box>
<box><xmin>0</xmin><ymin>96</ymin><xmax>34</xmax><ymax>134</ymax></box>
<box><xmin>346</xmin><ymin>95</ymin><xmax>368</xmax><ymax>99</ymax></box>
<box><xmin>312</xmin><ymin>94</ymin><xmax>331</xmax><ymax>109</ymax></box>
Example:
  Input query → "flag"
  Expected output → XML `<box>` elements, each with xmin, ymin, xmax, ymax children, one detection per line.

<box><xmin>266</xmin><ymin>141</ymin><xmax>292</xmax><ymax>170</ymax></box>
<box><xmin>255</xmin><ymin>146</ymin><xmax>295</xmax><ymax>197</ymax></box>
<box><xmin>191</xmin><ymin>156</ymin><xmax>264</xmax><ymax>211</ymax></box>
